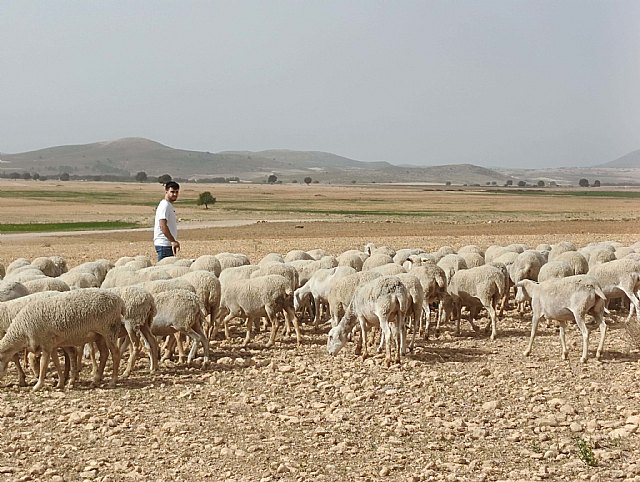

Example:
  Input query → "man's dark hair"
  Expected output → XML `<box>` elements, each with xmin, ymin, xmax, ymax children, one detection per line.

<box><xmin>164</xmin><ymin>181</ymin><xmax>180</xmax><ymax>190</ymax></box>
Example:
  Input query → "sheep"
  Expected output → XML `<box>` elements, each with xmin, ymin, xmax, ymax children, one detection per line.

<box><xmin>327</xmin><ymin>275</ymin><xmax>408</xmax><ymax>366</ymax></box>
<box><xmin>284</xmin><ymin>249</ymin><xmax>314</xmax><ymax>262</ymax></box>
<box><xmin>306</xmin><ymin>248</ymin><xmax>329</xmax><ymax>260</ymax></box>
<box><xmin>408</xmin><ymin>263</ymin><xmax>447</xmax><ymax>338</ymax></box>
<box><xmin>0</xmin><ymin>291</ymin><xmax>63</xmax><ymax>386</ymax></box>
<box><xmin>57</xmin><ymin>271</ymin><xmax>100</xmax><ymax>289</ymax></box>
<box><xmin>289</xmin><ymin>257</ymin><xmax>338</xmax><ymax>286</ymax></box>
<box><xmin>393</xmin><ymin>248</ymin><xmax>427</xmax><ymax>266</ymax></box>
<box><xmin>362</xmin><ymin>253</ymin><xmax>394</xmax><ymax>271</ymax></box>
<box><xmin>395</xmin><ymin>273</ymin><xmax>425</xmax><ymax>350</ymax></box>
<box><xmin>459</xmin><ymin>252</ymin><xmax>485</xmax><ymax>269</ymax></box>
<box><xmin>151</xmin><ymin>289</ymin><xmax>210</xmax><ymax>366</ymax></box>
<box><xmin>4</xmin><ymin>267</ymin><xmax>47</xmax><ymax>283</ymax></box>
<box><xmin>259</xmin><ymin>253</ymin><xmax>285</xmax><ymax>265</ymax></box>
<box><xmin>0</xmin><ymin>288</ymin><xmax>124</xmax><ymax>390</ymax></box>
<box><xmin>554</xmin><ymin>251</ymin><xmax>589</xmax><ymax>275</ymax></box>
<box><xmin>5</xmin><ymin>258</ymin><xmax>30</xmax><ymax>274</ymax></box>
<box><xmin>515</xmin><ymin>276</ymin><xmax>607</xmax><ymax>363</ymax></box>
<box><xmin>22</xmin><ymin>277</ymin><xmax>70</xmax><ymax>294</ymax></box>
<box><xmin>548</xmin><ymin>241</ymin><xmax>578</xmax><ymax>261</ymax></box>
<box><xmin>179</xmin><ymin>270</ymin><xmax>222</xmax><ymax>339</ymax></box>
<box><xmin>509</xmin><ymin>250</ymin><xmax>546</xmax><ymax>311</ymax></box>
<box><xmin>67</xmin><ymin>259</ymin><xmax>113</xmax><ymax>285</ymax></box>
<box><xmin>165</xmin><ymin>265</ymin><xmax>191</xmax><ymax>278</ymax></box>
<box><xmin>369</xmin><ymin>263</ymin><xmax>406</xmax><ymax>276</ymax></box>
<box><xmin>336</xmin><ymin>251</ymin><xmax>365</xmax><ymax>271</ymax></box>
<box><xmin>216</xmin><ymin>252</ymin><xmax>251</xmax><ymax>271</ymax></box>
<box><xmin>31</xmin><ymin>256</ymin><xmax>67</xmax><ymax>277</ymax></box>
<box><xmin>457</xmin><ymin>244</ymin><xmax>484</xmax><ymax>256</ymax></box>
<box><xmin>585</xmin><ymin>246</ymin><xmax>617</xmax><ymax>269</ymax></box>
<box><xmin>101</xmin><ymin>265</ymin><xmax>171</xmax><ymax>288</ymax></box>
<box><xmin>364</xmin><ymin>243</ymin><xmax>396</xmax><ymax>258</ymax></box>
<box><xmin>139</xmin><ymin>278</ymin><xmax>197</xmax><ymax>296</ymax></box>
<box><xmin>107</xmin><ymin>286</ymin><xmax>159</xmax><ymax>377</ymax></box>
<box><xmin>190</xmin><ymin>255</ymin><xmax>222</xmax><ymax>277</ymax></box>
<box><xmin>447</xmin><ymin>264</ymin><xmax>505</xmax><ymax>340</ymax></box>
<box><xmin>537</xmin><ymin>260</ymin><xmax>575</xmax><ymax>282</ymax></box>
<box><xmin>219</xmin><ymin>274</ymin><xmax>300</xmax><ymax>347</ymax></box>
<box><xmin>0</xmin><ymin>280</ymin><xmax>29</xmax><ymax>302</ymax></box>
<box><xmin>218</xmin><ymin>265</ymin><xmax>261</xmax><ymax>286</ymax></box>
<box><xmin>294</xmin><ymin>266</ymin><xmax>356</xmax><ymax>327</ymax></box>
<box><xmin>587</xmin><ymin>259</ymin><xmax>640</xmax><ymax>320</ymax></box>
<box><xmin>436</xmin><ymin>254</ymin><xmax>468</xmax><ymax>284</ymax></box>
<box><xmin>327</xmin><ymin>271</ymin><xmax>382</xmax><ymax>327</ymax></box>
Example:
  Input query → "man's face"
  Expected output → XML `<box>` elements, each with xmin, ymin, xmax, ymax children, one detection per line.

<box><xmin>165</xmin><ymin>187</ymin><xmax>179</xmax><ymax>202</ymax></box>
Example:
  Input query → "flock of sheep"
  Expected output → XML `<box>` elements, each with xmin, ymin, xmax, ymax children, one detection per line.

<box><xmin>0</xmin><ymin>238</ymin><xmax>639</xmax><ymax>391</ymax></box>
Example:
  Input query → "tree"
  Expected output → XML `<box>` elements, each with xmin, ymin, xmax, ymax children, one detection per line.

<box><xmin>267</xmin><ymin>174</ymin><xmax>278</xmax><ymax>184</ymax></box>
<box><xmin>304</xmin><ymin>176</ymin><xmax>312</xmax><ymax>185</ymax></box>
<box><xmin>22</xmin><ymin>172</ymin><xmax>32</xmax><ymax>180</ymax></box>
<box><xmin>505</xmin><ymin>180</ymin><xmax>513</xmax><ymax>186</ymax></box>
<box><xmin>593</xmin><ymin>180</ymin><xmax>601</xmax><ymax>187</ymax></box>
<box><xmin>9</xmin><ymin>172</ymin><xmax>20</xmax><ymax>179</ymax></box>
<box><xmin>158</xmin><ymin>174</ymin><xmax>172</xmax><ymax>184</ymax></box>
<box><xmin>578</xmin><ymin>178</ymin><xmax>589</xmax><ymax>187</ymax></box>
<box><xmin>60</xmin><ymin>172</ymin><xmax>70</xmax><ymax>181</ymax></box>
<box><xmin>196</xmin><ymin>191</ymin><xmax>216</xmax><ymax>209</ymax></box>
<box><xmin>517</xmin><ymin>180</ymin><xmax>526</xmax><ymax>187</ymax></box>
<box><xmin>537</xmin><ymin>180</ymin><xmax>545</xmax><ymax>187</ymax></box>
<box><xmin>135</xmin><ymin>171</ymin><xmax>148</xmax><ymax>182</ymax></box>
<box><xmin>32</xmin><ymin>172</ymin><xmax>40</xmax><ymax>181</ymax></box>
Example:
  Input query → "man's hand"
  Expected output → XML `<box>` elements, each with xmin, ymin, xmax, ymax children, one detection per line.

<box><xmin>171</xmin><ymin>241</ymin><xmax>181</xmax><ymax>255</ymax></box>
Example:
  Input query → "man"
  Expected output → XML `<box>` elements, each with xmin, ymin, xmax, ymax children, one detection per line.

<box><xmin>154</xmin><ymin>181</ymin><xmax>180</xmax><ymax>261</ymax></box>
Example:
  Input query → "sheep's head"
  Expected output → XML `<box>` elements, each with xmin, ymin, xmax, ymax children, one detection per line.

<box><xmin>326</xmin><ymin>324</ymin><xmax>348</xmax><ymax>356</ymax></box>
<box><xmin>514</xmin><ymin>281</ymin><xmax>531</xmax><ymax>304</ymax></box>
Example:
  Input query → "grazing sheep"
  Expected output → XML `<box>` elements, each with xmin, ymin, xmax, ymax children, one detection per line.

<box><xmin>548</xmin><ymin>241</ymin><xmax>577</xmax><ymax>261</ymax></box>
<box><xmin>457</xmin><ymin>244</ymin><xmax>484</xmax><ymax>256</ymax></box>
<box><xmin>0</xmin><ymin>289</ymin><xmax>124</xmax><ymax>390</ymax></box>
<box><xmin>218</xmin><ymin>265</ymin><xmax>261</xmax><ymax>286</ymax></box>
<box><xmin>284</xmin><ymin>249</ymin><xmax>314</xmax><ymax>262</ymax></box>
<box><xmin>459</xmin><ymin>252</ymin><xmax>485</xmax><ymax>269</ymax></box>
<box><xmin>67</xmin><ymin>260</ymin><xmax>113</xmax><ymax>285</ymax></box>
<box><xmin>327</xmin><ymin>275</ymin><xmax>408</xmax><ymax>366</ymax></box>
<box><xmin>306</xmin><ymin>248</ymin><xmax>329</xmax><ymax>260</ymax></box>
<box><xmin>0</xmin><ymin>291</ymin><xmax>63</xmax><ymax>386</ymax></box>
<box><xmin>101</xmin><ymin>265</ymin><xmax>172</xmax><ymax>288</ymax></box>
<box><xmin>219</xmin><ymin>274</ymin><xmax>300</xmax><ymax>347</ymax></box>
<box><xmin>139</xmin><ymin>278</ymin><xmax>197</xmax><ymax>296</ymax></box>
<box><xmin>22</xmin><ymin>277</ymin><xmax>71</xmax><ymax>294</ymax></box>
<box><xmin>395</xmin><ymin>273</ymin><xmax>425</xmax><ymax>350</ymax></box>
<box><xmin>436</xmin><ymin>254</ymin><xmax>468</xmax><ymax>284</ymax></box>
<box><xmin>31</xmin><ymin>256</ymin><xmax>67</xmax><ymax>277</ymax></box>
<box><xmin>516</xmin><ymin>276</ymin><xmax>607</xmax><ymax>363</ymax></box>
<box><xmin>327</xmin><ymin>271</ymin><xmax>382</xmax><ymax>327</ymax></box>
<box><xmin>587</xmin><ymin>259</ymin><xmax>640</xmax><ymax>320</ymax></box>
<box><xmin>509</xmin><ymin>251</ymin><xmax>546</xmax><ymax>311</ymax></box>
<box><xmin>5</xmin><ymin>258</ymin><xmax>31</xmax><ymax>275</ymax></box>
<box><xmin>364</xmin><ymin>243</ymin><xmax>396</xmax><ymax>258</ymax></box>
<box><xmin>294</xmin><ymin>266</ymin><xmax>356</xmax><ymax>327</ymax></box>
<box><xmin>289</xmin><ymin>257</ymin><xmax>338</xmax><ymax>286</ymax></box>
<box><xmin>336</xmin><ymin>251</ymin><xmax>365</xmax><ymax>271</ymax></box>
<box><xmin>58</xmin><ymin>271</ymin><xmax>100</xmax><ymax>289</ymax></box>
<box><xmin>216</xmin><ymin>253</ymin><xmax>251</xmax><ymax>271</ymax></box>
<box><xmin>537</xmin><ymin>260</ymin><xmax>575</xmax><ymax>282</ymax></box>
<box><xmin>151</xmin><ymin>289</ymin><xmax>210</xmax><ymax>366</ymax></box>
<box><xmin>554</xmin><ymin>251</ymin><xmax>589</xmax><ymax>275</ymax></box>
<box><xmin>370</xmin><ymin>263</ymin><xmax>406</xmax><ymax>276</ymax></box>
<box><xmin>362</xmin><ymin>253</ymin><xmax>394</xmax><ymax>271</ymax></box>
<box><xmin>4</xmin><ymin>267</ymin><xmax>47</xmax><ymax>283</ymax></box>
<box><xmin>393</xmin><ymin>248</ymin><xmax>427</xmax><ymax>266</ymax></box>
<box><xmin>179</xmin><ymin>270</ymin><xmax>222</xmax><ymax>338</ymax></box>
<box><xmin>408</xmin><ymin>263</ymin><xmax>448</xmax><ymax>338</ymax></box>
<box><xmin>447</xmin><ymin>264</ymin><xmax>506</xmax><ymax>340</ymax></box>
<box><xmin>0</xmin><ymin>280</ymin><xmax>29</xmax><ymax>302</ymax></box>
<box><xmin>107</xmin><ymin>286</ymin><xmax>159</xmax><ymax>377</ymax></box>
<box><xmin>259</xmin><ymin>253</ymin><xmax>285</xmax><ymax>265</ymax></box>
<box><xmin>190</xmin><ymin>255</ymin><xmax>222</xmax><ymax>277</ymax></box>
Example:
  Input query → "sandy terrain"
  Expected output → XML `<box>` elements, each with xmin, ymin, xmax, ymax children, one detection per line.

<box><xmin>0</xmin><ymin>183</ymin><xmax>639</xmax><ymax>481</ymax></box>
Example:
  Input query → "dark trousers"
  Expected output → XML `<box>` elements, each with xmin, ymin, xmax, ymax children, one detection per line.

<box><xmin>155</xmin><ymin>245</ymin><xmax>174</xmax><ymax>262</ymax></box>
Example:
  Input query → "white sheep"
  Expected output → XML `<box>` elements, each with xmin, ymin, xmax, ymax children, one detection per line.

<box><xmin>436</xmin><ymin>253</ymin><xmax>468</xmax><ymax>284</ymax></box>
<box><xmin>369</xmin><ymin>263</ymin><xmax>406</xmax><ymax>276</ymax></box>
<box><xmin>0</xmin><ymin>280</ymin><xmax>29</xmax><ymax>302</ymax></box>
<box><xmin>587</xmin><ymin>259</ymin><xmax>640</xmax><ymax>320</ymax></box>
<box><xmin>219</xmin><ymin>274</ymin><xmax>300</xmax><ymax>347</ymax></box>
<box><xmin>3</xmin><ymin>267</ymin><xmax>47</xmax><ymax>283</ymax></box>
<box><xmin>57</xmin><ymin>271</ymin><xmax>100</xmax><ymax>289</ymax></box>
<box><xmin>259</xmin><ymin>253</ymin><xmax>285</xmax><ymax>265</ymax></box>
<box><xmin>446</xmin><ymin>264</ymin><xmax>505</xmax><ymax>340</ymax></box>
<box><xmin>362</xmin><ymin>253</ymin><xmax>394</xmax><ymax>271</ymax></box>
<box><xmin>327</xmin><ymin>271</ymin><xmax>382</xmax><ymax>327</ymax></box>
<box><xmin>179</xmin><ymin>270</ymin><xmax>222</xmax><ymax>339</ymax></box>
<box><xmin>537</xmin><ymin>260</ymin><xmax>575</xmax><ymax>282</ymax></box>
<box><xmin>67</xmin><ymin>259</ymin><xmax>113</xmax><ymax>285</ymax></box>
<box><xmin>151</xmin><ymin>289</ymin><xmax>210</xmax><ymax>366</ymax></box>
<box><xmin>516</xmin><ymin>276</ymin><xmax>607</xmax><ymax>363</ymax></box>
<box><xmin>31</xmin><ymin>256</ymin><xmax>68</xmax><ymax>277</ymax></box>
<box><xmin>395</xmin><ymin>273</ymin><xmax>425</xmax><ymax>350</ymax></box>
<box><xmin>22</xmin><ymin>277</ymin><xmax>71</xmax><ymax>294</ymax></box>
<box><xmin>0</xmin><ymin>291</ymin><xmax>63</xmax><ymax>386</ymax></box>
<box><xmin>0</xmin><ymin>288</ymin><xmax>124</xmax><ymax>390</ymax></box>
<box><xmin>216</xmin><ymin>252</ymin><xmax>251</xmax><ymax>271</ymax></box>
<box><xmin>408</xmin><ymin>263</ymin><xmax>448</xmax><ymax>338</ymax></box>
<box><xmin>554</xmin><ymin>251</ymin><xmax>589</xmax><ymax>275</ymax></box>
<box><xmin>190</xmin><ymin>255</ymin><xmax>222</xmax><ymax>277</ymax></box>
<box><xmin>283</xmin><ymin>249</ymin><xmax>314</xmax><ymax>262</ymax></box>
<box><xmin>327</xmin><ymin>275</ymin><xmax>408</xmax><ymax>366</ymax></box>
<box><xmin>107</xmin><ymin>286</ymin><xmax>159</xmax><ymax>377</ymax></box>
<box><xmin>509</xmin><ymin>250</ymin><xmax>546</xmax><ymax>311</ymax></box>
<box><xmin>548</xmin><ymin>241</ymin><xmax>578</xmax><ymax>261</ymax></box>
<box><xmin>5</xmin><ymin>258</ymin><xmax>31</xmax><ymax>274</ymax></box>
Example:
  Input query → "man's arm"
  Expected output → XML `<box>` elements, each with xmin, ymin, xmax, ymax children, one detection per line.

<box><xmin>158</xmin><ymin>219</ymin><xmax>180</xmax><ymax>255</ymax></box>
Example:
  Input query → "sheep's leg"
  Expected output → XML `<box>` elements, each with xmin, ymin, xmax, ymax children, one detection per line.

<box><xmin>380</xmin><ymin>319</ymin><xmax>392</xmax><ymax>367</ymax></box>
<box><xmin>594</xmin><ymin>311</ymin><xmax>607</xmax><ymax>360</ymax></box>
<box><xmin>33</xmin><ymin>350</ymin><xmax>51</xmax><ymax>391</ymax></box>
<box><xmin>104</xmin><ymin>337</ymin><xmax>121</xmax><ymax>389</ymax></box>
<box><xmin>91</xmin><ymin>337</ymin><xmax>109</xmax><ymax>387</ymax></box>
<box><xmin>66</xmin><ymin>347</ymin><xmax>79</xmax><ymax>388</ymax></box>
<box><xmin>51</xmin><ymin>350</ymin><xmax>65</xmax><ymax>389</ymax></box>
<box><xmin>523</xmin><ymin>312</ymin><xmax>541</xmax><ymax>357</ymax></box>
<box><xmin>620</xmin><ymin>287</ymin><xmax>640</xmax><ymax>322</ymax></box>
<box><xmin>284</xmin><ymin>306</ymin><xmax>302</xmax><ymax>347</ymax></box>
<box><xmin>174</xmin><ymin>332</ymin><xmax>186</xmax><ymax>364</ymax></box>
<box><xmin>187</xmin><ymin>320</ymin><xmax>209</xmax><ymax>366</ymax></box>
<box><xmin>27</xmin><ymin>351</ymin><xmax>39</xmax><ymax>378</ymax></box>
<box><xmin>265</xmin><ymin>306</ymin><xmax>280</xmax><ymax>348</ymax></box>
<box><xmin>558</xmin><ymin>320</ymin><xmax>569</xmax><ymax>360</ymax></box>
<box><xmin>161</xmin><ymin>336</ymin><xmax>176</xmax><ymax>362</ymax></box>
<box><xmin>11</xmin><ymin>353</ymin><xmax>27</xmax><ymax>387</ymax></box>
<box><xmin>486</xmin><ymin>301</ymin><xmax>499</xmax><ymax>341</ymax></box>
<box><xmin>242</xmin><ymin>316</ymin><xmax>255</xmax><ymax>347</ymax></box>
<box><xmin>121</xmin><ymin>324</ymin><xmax>139</xmax><ymax>378</ymax></box>
<box><xmin>467</xmin><ymin>305</ymin><xmax>481</xmax><ymax>334</ymax></box>
<box><xmin>139</xmin><ymin>325</ymin><xmax>160</xmax><ymax>373</ymax></box>
<box><xmin>573</xmin><ymin>314</ymin><xmax>590</xmax><ymax>363</ymax></box>
<box><xmin>358</xmin><ymin>316</ymin><xmax>369</xmax><ymax>360</ymax></box>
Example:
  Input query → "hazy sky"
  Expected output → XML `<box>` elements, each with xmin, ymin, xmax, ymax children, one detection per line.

<box><xmin>1</xmin><ymin>1</ymin><xmax>639</xmax><ymax>168</ymax></box>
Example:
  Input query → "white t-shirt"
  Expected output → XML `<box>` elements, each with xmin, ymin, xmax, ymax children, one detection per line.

<box><xmin>153</xmin><ymin>199</ymin><xmax>177</xmax><ymax>246</ymax></box>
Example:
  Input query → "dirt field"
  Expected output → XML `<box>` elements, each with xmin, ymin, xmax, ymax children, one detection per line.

<box><xmin>1</xmin><ymin>182</ymin><xmax>639</xmax><ymax>482</ymax></box>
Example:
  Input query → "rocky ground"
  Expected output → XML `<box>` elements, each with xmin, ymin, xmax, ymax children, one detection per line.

<box><xmin>0</xmin><ymin>220</ymin><xmax>639</xmax><ymax>482</ymax></box>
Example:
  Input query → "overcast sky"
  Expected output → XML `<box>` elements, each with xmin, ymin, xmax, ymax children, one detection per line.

<box><xmin>1</xmin><ymin>1</ymin><xmax>638</xmax><ymax>168</ymax></box>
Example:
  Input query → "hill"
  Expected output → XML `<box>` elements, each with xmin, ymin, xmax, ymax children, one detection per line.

<box><xmin>0</xmin><ymin>137</ymin><xmax>513</xmax><ymax>185</ymax></box>
<box><xmin>596</xmin><ymin>148</ymin><xmax>640</xmax><ymax>168</ymax></box>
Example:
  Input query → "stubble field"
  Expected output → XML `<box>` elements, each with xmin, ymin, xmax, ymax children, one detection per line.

<box><xmin>0</xmin><ymin>181</ymin><xmax>639</xmax><ymax>482</ymax></box>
